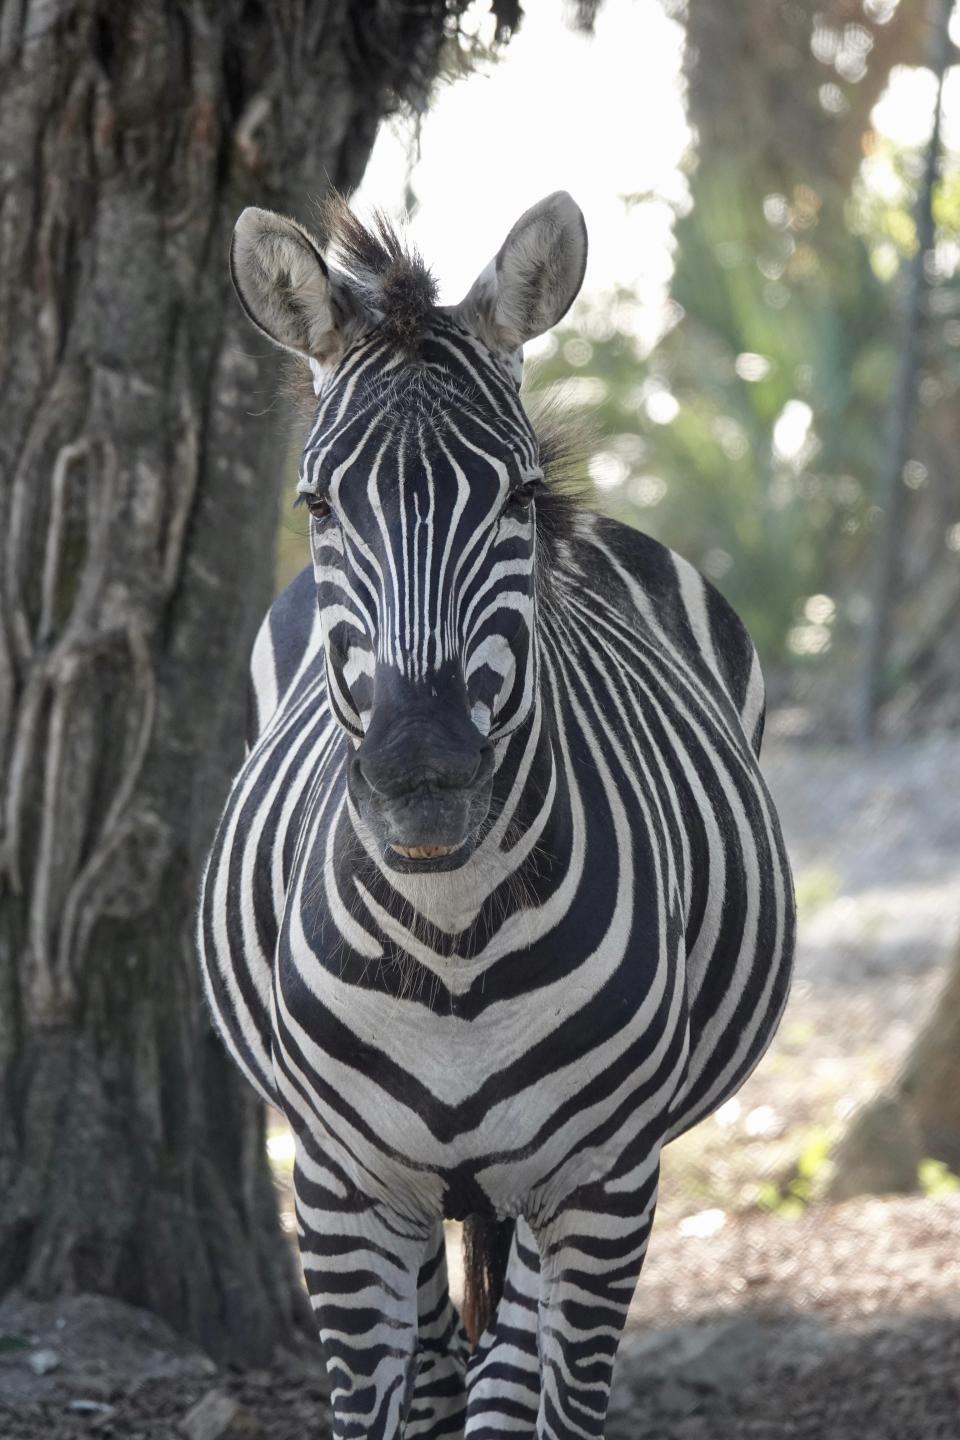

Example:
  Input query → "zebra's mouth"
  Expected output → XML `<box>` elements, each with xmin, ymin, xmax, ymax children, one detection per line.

<box><xmin>382</xmin><ymin>836</ymin><xmax>475</xmax><ymax>873</ymax></box>
<box><xmin>389</xmin><ymin>843</ymin><xmax>458</xmax><ymax>860</ymax></box>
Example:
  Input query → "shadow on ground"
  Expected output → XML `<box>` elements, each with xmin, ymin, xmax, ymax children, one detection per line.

<box><xmin>3</xmin><ymin>1195</ymin><xmax>960</xmax><ymax>1439</ymax></box>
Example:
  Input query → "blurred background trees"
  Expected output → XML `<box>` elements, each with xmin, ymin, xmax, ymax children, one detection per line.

<box><xmin>530</xmin><ymin>0</ymin><xmax>960</xmax><ymax>735</ymax></box>
<box><xmin>269</xmin><ymin>0</ymin><xmax>960</xmax><ymax>1227</ymax></box>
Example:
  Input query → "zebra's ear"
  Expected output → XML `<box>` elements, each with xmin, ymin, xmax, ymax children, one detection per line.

<box><xmin>455</xmin><ymin>192</ymin><xmax>587</xmax><ymax>356</ymax></box>
<box><xmin>230</xmin><ymin>208</ymin><xmax>358</xmax><ymax>365</ymax></box>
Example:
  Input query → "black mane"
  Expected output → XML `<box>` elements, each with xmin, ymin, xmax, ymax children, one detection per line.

<box><xmin>317</xmin><ymin>194</ymin><xmax>438</xmax><ymax>353</ymax></box>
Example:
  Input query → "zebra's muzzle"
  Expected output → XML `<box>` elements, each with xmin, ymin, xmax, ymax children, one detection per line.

<box><xmin>369</xmin><ymin>777</ymin><xmax>492</xmax><ymax>871</ymax></box>
<box><xmin>348</xmin><ymin>667</ymin><xmax>495</xmax><ymax>870</ymax></box>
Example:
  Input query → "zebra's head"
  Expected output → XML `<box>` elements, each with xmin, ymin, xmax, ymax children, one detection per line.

<box><xmin>231</xmin><ymin>193</ymin><xmax>587</xmax><ymax>872</ymax></box>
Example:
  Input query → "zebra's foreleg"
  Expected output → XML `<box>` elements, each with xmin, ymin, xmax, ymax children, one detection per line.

<box><xmin>407</xmin><ymin>1220</ymin><xmax>470</xmax><ymax>1438</ymax></box>
<box><xmin>531</xmin><ymin>1166</ymin><xmax>660</xmax><ymax>1440</ymax></box>
<box><xmin>293</xmin><ymin>1151</ymin><xmax>427</xmax><ymax>1439</ymax></box>
<box><xmin>464</xmin><ymin>1218</ymin><xmax>542</xmax><ymax>1437</ymax></box>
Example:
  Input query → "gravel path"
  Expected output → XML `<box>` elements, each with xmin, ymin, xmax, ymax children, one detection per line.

<box><xmin>611</xmin><ymin>1195</ymin><xmax>960</xmax><ymax>1439</ymax></box>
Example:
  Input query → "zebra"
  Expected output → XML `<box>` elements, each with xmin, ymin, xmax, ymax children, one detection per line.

<box><xmin>198</xmin><ymin>190</ymin><xmax>795</xmax><ymax>1440</ymax></box>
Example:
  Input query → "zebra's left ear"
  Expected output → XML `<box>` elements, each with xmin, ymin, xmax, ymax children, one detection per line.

<box><xmin>455</xmin><ymin>192</ymin><xmax>587</xmax><ymax>357</ymax></box>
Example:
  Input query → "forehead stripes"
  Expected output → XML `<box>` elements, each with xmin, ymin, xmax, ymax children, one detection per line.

<box><xmin>299</xmin><ymin>320</ymin><xmax>537</xmax><ymax>491</ymax></box>
<box><xmin>298</xmin><ymin>331</ymin><xmax>539</xmax><ymax>691</ymax></box>
<box><xmin>311</xmin><ymin>420</ymin><xmax>534</xmax><ymax>678</ymax></box>
<box><xmin>304</xmin><ymin>323</ymin><xmax>540</xmax><ymax>696</ymax></box>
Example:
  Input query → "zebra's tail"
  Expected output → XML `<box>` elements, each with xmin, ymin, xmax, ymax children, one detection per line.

<box><xmin>461</xmin><ymin>1214</ymin><xmax>514</xmax><ymax>1347</ymax></box>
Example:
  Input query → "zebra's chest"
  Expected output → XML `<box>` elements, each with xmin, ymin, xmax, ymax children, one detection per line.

<box><xmin>264</xmin><ymin>683</ymin><xmax>692</xmax><ymax>1213</ymax></box>
<box><xmin>273</xmin><ymin>869</ymin><xmax>688</xmax><ymax>1218</ymax></box>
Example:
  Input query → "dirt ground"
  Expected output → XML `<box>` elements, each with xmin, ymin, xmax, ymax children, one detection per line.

<box><xmin>617</xmin><ymin>1192</ymin><xmax>960</xmax><ymax>1438</ymax></box>
<box><xmin>2</xmin><ymin>1193</ymin><xmax>959</xmax><ymax>1439</ymax></box>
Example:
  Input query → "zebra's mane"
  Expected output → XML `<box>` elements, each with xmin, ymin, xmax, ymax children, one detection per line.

<box><xmin>317</xmin><ymin>194</ymin><xmax>438</xmax><ymax>352</ymax></box>
<box><xmin>527</xmin><ymin>397</ymin><xmax>593</xmax><ymax>561</ymax></box>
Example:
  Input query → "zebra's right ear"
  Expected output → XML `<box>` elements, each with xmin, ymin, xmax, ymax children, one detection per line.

<box><xmin>230</xmin><ymin>208</ymin><xmax>359</xmax><ymax>366</ymax></box>
<box><xmin>454</xmin><ymin>192</ymin><xmax>588</xmax><ymax>358</ymax></box>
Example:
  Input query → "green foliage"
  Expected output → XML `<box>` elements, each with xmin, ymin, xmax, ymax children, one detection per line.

<box><xmin>757</xmin><ymin>1127</ymin><xmax>836</xmax><ymax>1216</ymax></box>
<box><xmin>526</xmin><ymin>95</ymin><xmax>960</xmax><ymax>690</ymax></box>
<box><xmin>526</xmin><ymin>169</ymin><xmax>898</xmax><ymax>672</ymax></box>
<box><xmin>917</xmin><ymin>1158</ymin><xmax>960</xmax><ymax>1197</ymax></box>
<box><xmin>851</xmin><ymin>137</ymin><xmax>960</xmax><ymax>277</ymax></box>
<box><xmin>794</xmin><ymin>866</ymin><xmax>841</xmax><ymax>918</ymax></box>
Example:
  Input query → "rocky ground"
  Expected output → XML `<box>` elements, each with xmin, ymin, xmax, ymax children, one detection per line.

<box><xmin>617</xmin><ymin>1191</ymin><xmax>960</xmax><ymax>1438</ymax></box>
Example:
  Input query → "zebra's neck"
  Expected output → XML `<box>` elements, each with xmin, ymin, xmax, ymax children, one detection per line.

<box><xmin>336</xmin><ymin>683</ymin><xmax>564</xmax><ymax>960</ymax></box>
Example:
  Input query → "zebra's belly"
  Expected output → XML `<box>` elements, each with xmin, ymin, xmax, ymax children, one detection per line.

<box><xmin>271</xmin><ymin>927</ymin><xmax>691</xmax><ymax>1222</ymax></box>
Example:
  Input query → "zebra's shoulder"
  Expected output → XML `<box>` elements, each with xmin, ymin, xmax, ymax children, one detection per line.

<box><xmin>248</xmin><ymin>565</ymin><xmax>325</xmax><ymax>742</ymax></box>
<box><xmin>564</xmin><ymin>512</ymin><xmax>766</xmax><ymax>754</ymax></box>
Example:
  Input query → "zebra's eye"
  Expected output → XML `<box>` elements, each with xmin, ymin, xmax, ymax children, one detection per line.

<box><xmin>505</xmin><ymin>474</ymin><xmax>546</xmax><ymax>512</ymax></box>
<box><xmin>296</xmin><ymin>491</ymin><xmax>332</xmax><ymax>521</ymax></box>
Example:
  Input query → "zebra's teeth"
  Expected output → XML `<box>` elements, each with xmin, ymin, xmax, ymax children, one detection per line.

<box><xmin>389</xmin><ymin>843</ymin><xmax>456</xmax><ymax>860</ymax></box>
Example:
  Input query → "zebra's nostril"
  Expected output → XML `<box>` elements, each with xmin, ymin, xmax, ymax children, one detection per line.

<box><xmin>471</xmin><ymin>743</ymin><xmax>493</xmax><ymax>785</ymax></box>
<box><xmin>369</xmin><ymin>762</ymin><xmax>471</xmax><ymax>796</ymax></box>
<box><xmin>351</xmin><ymin>752</ymin><xmax>377</xmax><ymax>794</ymax></box>
<box><xmin>353</xmin><ymin>670</ymin><xmax>494</xmax><ymax>798</ymax></box>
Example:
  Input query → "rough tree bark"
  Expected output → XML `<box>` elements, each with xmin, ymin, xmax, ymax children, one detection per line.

<box><xmin>829</xmin><ymin>932</ymin><xmax>960</xmax><ymax>1201</ymax></box>
<box><xmin>0</xmin><ymin>0</ymin><xmax>489</xmax><ymax>1365</ymax></box>
<box><xmin>854</xmin><ymin>0</ymin><xmax>955</xmax><ymax>742</ymax></box>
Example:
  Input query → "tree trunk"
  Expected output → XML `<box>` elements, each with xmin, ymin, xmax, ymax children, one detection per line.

<box><xmin>829</xmin><ymin>932</ymin><xmax>960</xmax><ymax>1201</ymax></box>
<box><xmin>853</xmin><ymin>0</ymin><xmax>955</xmax><ymax>743</ymax></box>
<box><xmin>0</xmin><ymin>0</ymin><xmax>465</xmax><ymax>1365</ymax></box>
<box><xmin>684</xmin><ymin>0</ymin><xmax>928</xmax><ymax>200</ymax></box>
